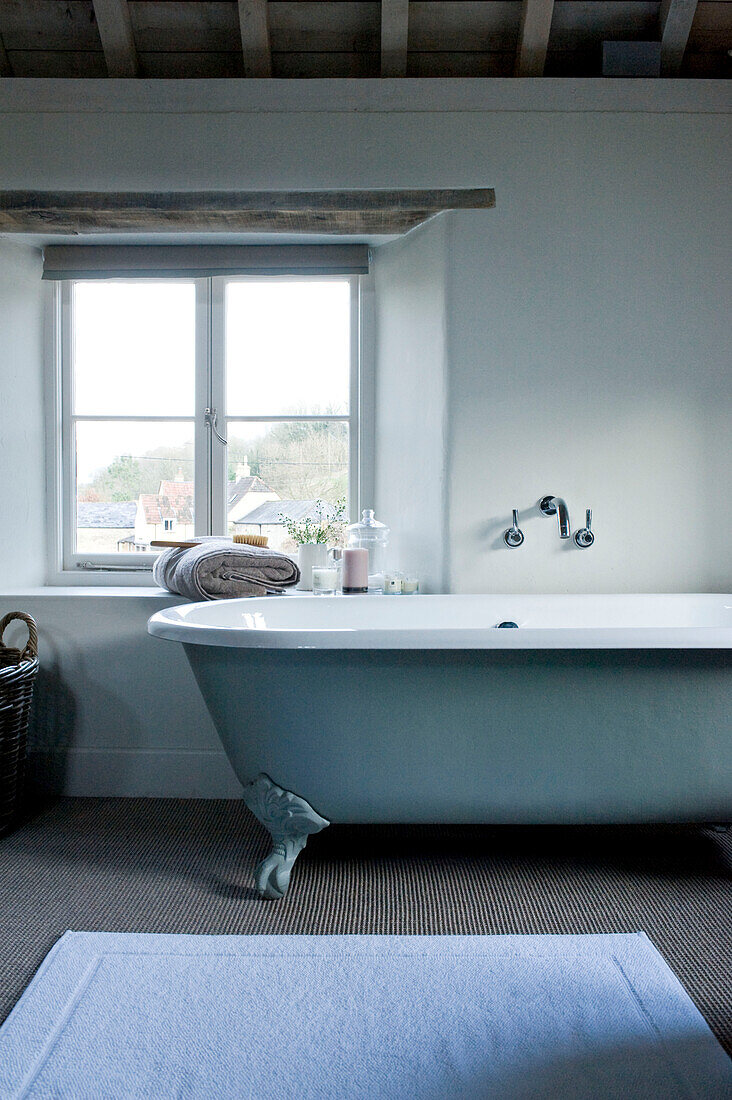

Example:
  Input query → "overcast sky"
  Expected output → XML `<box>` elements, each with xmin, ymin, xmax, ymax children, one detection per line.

<box><xmin>74</xmin><ymin>279</ymin><xmax>351</xmax><ymax>485</ymax></box>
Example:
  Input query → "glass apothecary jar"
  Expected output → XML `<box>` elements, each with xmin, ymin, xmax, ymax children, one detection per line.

<box><xmin>345</xmin><ymin>509</ymin><xmax>389</xmax><ymax>577</ymax></box>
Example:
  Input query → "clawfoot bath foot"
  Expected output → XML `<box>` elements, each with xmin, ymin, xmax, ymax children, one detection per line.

<box><xmin>242</xmin><ymin>773</ymin><xmax>330</xmax><ymax>899</ymax></box>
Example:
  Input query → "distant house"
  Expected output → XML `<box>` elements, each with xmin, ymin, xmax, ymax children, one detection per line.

<box><xmin>130</xmin><ymin>462</ymin><xmax>279</xmax><ymax>550</ymax></box>
<box><xmin>76</xmin><ymin>501</ymin><xmax>137</xmax><ymax>553</ymax></box>
<box><xmin>227</xmin><ymin>460</ymin><xmax>280</xmax><ymax>527</ymax></box>
<box><xmin>234</xmin><ymin>499</ymin><xmax>338</xmax><ymax>549</ymax></box>
<box><xmin>134</xmin><ymin>474</ymin><xmax>195</xmax><ymax>549</ymax></box>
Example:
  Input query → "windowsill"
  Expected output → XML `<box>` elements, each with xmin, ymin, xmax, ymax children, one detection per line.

<box><xmin>0</xmin><ymin>587</ymin><xmax>317</xmax><ymax>598</ymax></box>
<box><xmin>0</xmin><ymin>586</ymin><xmax>182</xmax><ymax>598</ymax></box>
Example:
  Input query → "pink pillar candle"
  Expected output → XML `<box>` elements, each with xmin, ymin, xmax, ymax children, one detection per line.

<box><xmin>342</xmin><ymin>548</ymin><xmax>369</xmax><ymax>593</ymax></box>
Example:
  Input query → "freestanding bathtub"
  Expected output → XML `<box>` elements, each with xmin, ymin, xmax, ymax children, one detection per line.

<box><xmin>148</xmin><ymin>594</ymin><xmax>732</xmax><ymax>898</ymax></box>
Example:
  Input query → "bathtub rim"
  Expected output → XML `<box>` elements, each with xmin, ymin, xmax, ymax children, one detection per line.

<box><xmin>147</xmin><ymin>592</ymin><xmax>732</xmax><ymax>650</ymax></box>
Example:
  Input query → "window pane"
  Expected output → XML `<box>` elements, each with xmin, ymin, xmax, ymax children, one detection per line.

<box><xmin>73</xmin><ymin>282</ymin><xmax>195</xmax><ymax>416</ymax></box>
<box><xmin>75</xmin><ymin>421</ymin><xmax>194</xmax><ymax>554</ymax></box>
<box><xmin>227</xmin><ymin>420</ymin><xmax>348</xmax><ymax>552</ymax></box>
<box><xmin>226</xmin><ymin>281</ymin><xmax>350</xmax><ymax>416</ymax></box>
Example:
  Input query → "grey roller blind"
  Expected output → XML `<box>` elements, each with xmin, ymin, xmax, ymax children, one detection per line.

<box><xmin>42</xmin><ymin>244</ymin><xmax>370</xmax><ymax>280</ymax></box>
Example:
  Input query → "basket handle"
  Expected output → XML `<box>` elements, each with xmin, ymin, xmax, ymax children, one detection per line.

<box><xmin>0</xmin><ymin>612</ymin><xmax>38</xmax><ymax>661</ymax></box>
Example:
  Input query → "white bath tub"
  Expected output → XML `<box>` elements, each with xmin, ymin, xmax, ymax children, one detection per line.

<box><xmin>148</xmin><ymin>592</ymin><xmax>732</xmax><ymax>898</ymax></box>
<box><xmin>148</xmin><ymin>592</ymin><xmax>732</xmax><ymax>650</ymax></box>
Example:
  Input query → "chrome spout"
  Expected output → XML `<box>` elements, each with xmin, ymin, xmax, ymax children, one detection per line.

<box><xmin>539</xmin><ymin>496</ymin><xmax>571</xmax><ymax>539</ymax></box>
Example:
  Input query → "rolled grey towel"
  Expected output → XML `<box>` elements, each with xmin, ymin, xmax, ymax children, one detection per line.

<box><xmin>153</xmin><ymin>538</ymin><xmax>300</xmax><ymax>600</ymax></box>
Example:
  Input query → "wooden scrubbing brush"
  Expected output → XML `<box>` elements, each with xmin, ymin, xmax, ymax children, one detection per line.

<box><xmin>233</xmin><ymin>533</ymin><xmax>269</xmax><ymax>548</ymax></box>
<box><xmin>151</xmin><ymin>534</ymin><xmax>269</xmax><ymax>549</ymax></box>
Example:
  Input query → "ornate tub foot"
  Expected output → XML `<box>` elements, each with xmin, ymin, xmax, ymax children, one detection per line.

<box><xmin>242</xmin><ymin>773</ymin><xmax>330</xmax><ymax>900</ymax></box>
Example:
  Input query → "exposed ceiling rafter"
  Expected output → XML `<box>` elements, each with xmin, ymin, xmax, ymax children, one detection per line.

<box><xmin>515</xmin><ymin>0</ymin><xmax>555</xmax><ymax>76</ymax></box>
<box><xmin>0</xmin><ymin>2</ymin><xmax>723</xmax><ymax>80</ymax></box>
<box><xmin>0</xmin><ymin>32</ymin><xmax>12</xmax><ymax>77</ymax></box>
<box><xmin>92</xmin><ymin>0</ymin><xmax>138</xmax><ymax>77</ymax></box>
<box><xmin>381</xmin><ymin>0</ymin><xmax>409</xmax><ymax>77</ymax></box>
<box><xmin>238</xmin><ymin>0</ymin><xmax>272</xmax><ymax>78</ymax></box>
<box><xmin>659</xmin><ymin>0</ymin><xmax>699</xmax><ymax>75</ymax></box>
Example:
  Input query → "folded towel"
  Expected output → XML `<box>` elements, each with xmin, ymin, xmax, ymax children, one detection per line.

<box><xmin>153</xmin><ymin>538</ymin><xmax>300</xmax><ymax>600</ymax></box>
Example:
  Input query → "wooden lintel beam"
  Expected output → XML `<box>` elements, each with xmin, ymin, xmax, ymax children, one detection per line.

<box><xmin>515</xmin><ymin>0</ymin><xmax>555</xmax><ymax>76</ymax></box>
<box><xmin>659</xmin><ymin>0</ymin><xmax>698</xmax><ymax>75</ymax></box>
<box><xmin>238</xmin><ymin>0</ymin><xmax>272</xmax><ymax>77</ymax></box>
<box><xmin>381</xmin><ymin>0</ymin><xmax>409</xmax><ymax>77</ymax></box>
<box><xmin>92</xmin><ymin>0</ymin><xmax>138</xmax><ymax>77</ymax></box>
<box><xmin>0</xmin><ymin>189</ymin><xmax>497</xmax><ymax>235</ymax></box>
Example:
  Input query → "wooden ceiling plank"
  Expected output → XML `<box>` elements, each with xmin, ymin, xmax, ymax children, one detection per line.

<box><xmin>0</xmin><ymin>1</ymin><xmax>101</xmax><ymax>52</ymax></box>
<box><xmin>515</xmin><ymin>0</ymin><xmax>555</xmax><ymax>75</ymax></box>
<box><xmin>92</xmin><ymin>0</ymin><xmax>138</xmax><ymax>77</ymax></box>
<box><xmin>273</xmin><ymin>51</ymin><xmax>379</xmax><ymax>78</ymax></box>
<box><xmin>411</xmin><ymin>51</ymin><xmax>514</xmax><ymax>78</ymax></box>
<box><xmin>659</xmin><ymin>0</ymin><xmax>699</xmax><ymax>74</ymax></box>
<box><xmin>238</xmin><ymin>0</ymin><xmax>272</xmax><ymax>77</ymax></box>
<box><xmin>410</xmin><ymin>2</ymin><xmax>518</xmax><ymax>53</ymax></box>
<box><xmin>381</xmin><ymin>0</ymin><xmax>409</xmax><ymax>76</ymax></box>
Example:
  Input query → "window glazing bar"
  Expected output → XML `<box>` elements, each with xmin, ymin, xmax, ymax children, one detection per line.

<box><xmin>71</xmin><ymin>415</ymin><xmax>195</xmax><ymax>423</ymax></box>
<box><xmin>224</xmin><ymin>415</ymin><xmax>349</xmax><ymax>423</ymax></box>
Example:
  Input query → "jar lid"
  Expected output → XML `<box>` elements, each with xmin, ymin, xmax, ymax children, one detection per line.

<box><xmin>347</xmin><ymin>508</ymin><xmax>388</xmax><ymax>530</ymax></box>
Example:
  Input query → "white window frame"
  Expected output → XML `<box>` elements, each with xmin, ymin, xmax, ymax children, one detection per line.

<box><xmin>47</xmin><ymin>273</ymin><xmax>372</xmax><ymax>586</ymax></box>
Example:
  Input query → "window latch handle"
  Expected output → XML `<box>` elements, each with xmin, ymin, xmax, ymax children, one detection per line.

<box><xmin>204</xmin><ymin>407</ymin><xmax>227</xmax><ymax>446</ymax></box>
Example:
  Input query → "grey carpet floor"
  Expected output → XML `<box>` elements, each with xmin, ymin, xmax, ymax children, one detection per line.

<box><xmin>0</xmin><ymin>797</ymin><xmax>730</xmax><ymax>1059</ymax></box>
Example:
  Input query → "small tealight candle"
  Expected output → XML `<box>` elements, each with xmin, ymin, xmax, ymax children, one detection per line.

<box><xmin>312</xmin><ymin>567</ymin><xmax>339</xmax><ymax>595</ymax></box>
<box><xmin>383</xmin><ymin>573</ymin><xmax>403</xmax><ymax>595</ymax></box>
<box><xmin>402</xmin><ymin>576</ymin><xmax>420</xmax><ymax>594</ymax></box>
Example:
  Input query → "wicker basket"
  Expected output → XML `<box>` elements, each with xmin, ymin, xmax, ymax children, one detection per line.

<box><xmin>0</xmin><ymin>612</ymin><xmax>38</xmax><ymax>835</ymax></box>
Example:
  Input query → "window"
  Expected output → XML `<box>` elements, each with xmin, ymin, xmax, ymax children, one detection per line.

<box><xmin>224</xmin><ymin>279</ymin><xmax>352</xmax><ymax>552</ymax></box>
<box><xmin>53</xmin><ymin>274</ymin><xmax>365</xmax><ymax>578</ymax></box>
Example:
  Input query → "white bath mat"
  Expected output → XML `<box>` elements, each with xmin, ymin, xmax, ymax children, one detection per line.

<box><xmin>1</xmin><ymin>932</ymin><xmax>730</xmax><ymax>1098</ymax></box>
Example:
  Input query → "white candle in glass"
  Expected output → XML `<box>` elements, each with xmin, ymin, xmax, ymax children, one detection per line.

<box><xmin>312</xmin><ymin>567</ymin><xmax>339</xmax><ymax>595</ymax></box>
<box><xmin>383</xmin><ymin>573</ymin><xmax>403</xmax><ymax>594</ymax></box>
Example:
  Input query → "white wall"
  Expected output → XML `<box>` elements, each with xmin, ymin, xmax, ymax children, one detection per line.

<box><xmin>0</xmin><ymin>591</ymin><xmax>241</xmax><ymax>797</ymax></box>
<box><xmin>445</xmin><ymin>115</ymin><xmax>731</xmax><ymax>593</ymax></box>
<box><xmin>0</xmin><ymin>80</ymin><xmax>729</xmax><ymax>795</ymax></box>
<box><xmin>373</xmin><ymin>217</ymin><xmax>449</xmax><ymax>592</ymax></box>
<box><xmin>0</xmin><ymin>241</ymin><xmax>46</xmax><ymax>587</ymax></box>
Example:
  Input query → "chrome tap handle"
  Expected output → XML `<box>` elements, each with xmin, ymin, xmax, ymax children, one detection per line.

<box><xmin>574</xmin><ymin>509</ymin><xmax>594</xmax><ymax>548</ymax></box>
<box><xmin>503</xmin><ymin>508</ymin><xmax>525</xmax><ymax>548</ymax></box>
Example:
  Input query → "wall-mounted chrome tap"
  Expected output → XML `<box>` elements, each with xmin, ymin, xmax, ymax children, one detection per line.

<box><xmin>503</xmin><ymin>509</ymin><xmax>525</xmax><ymax>548</ymax></box>
<box><xmin>574</xmin><ymin>509</ymin><xmax>594</xmax><ymax>548</ymax></box>
<box><xmin>539</xmin><ymin>496</ymin><xmax>571</xmax><ymax>539</ymax></box>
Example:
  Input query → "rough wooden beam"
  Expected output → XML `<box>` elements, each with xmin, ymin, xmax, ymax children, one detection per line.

<box><xmin>238</xmin><ymin>0</ymin><xmax>272</xmax><ymax>77</ymax></box>
<box><xmin>515</xmin><ymin>0</ymin><xmax>555</xmax><ymax>76</ymax></box>
<box><xmin>92</xmin><ymin>0</ymin><xmax>138</xmax><ymax>77</ymax></box>
<box><xmin>381</xmin><ymin>0</ymin><xmax>410</xmax><ymax>76</ymax></box>
<box><xmin>0</xmin><ymin>189</ymin><xmax>496</xmax><ymax>235</ymax></box>
<box><xmin>659</xmin><ymin>0</ymin><xmax>698</xmax><ymax>75</ymax></box>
